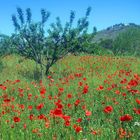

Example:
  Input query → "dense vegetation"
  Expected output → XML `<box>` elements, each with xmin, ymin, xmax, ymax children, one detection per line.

<box><xmin>0</xmin><ymin>55</ymin><xmax>140</xmax><ymax>140</ymax></box>
<box><xmin>112</xmin><ymin>26</ymin><xmax>140</xmax><ymax>56</ymax></box>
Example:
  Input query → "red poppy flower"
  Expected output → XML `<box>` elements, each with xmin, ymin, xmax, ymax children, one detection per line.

<box><xmin>136</xmin><ymin>99</ymin><xmax>140</xmax><ymax>105</ymax></box>
<box><xmin>63</xmin><ymin>115</ymin><xmax>71</xmax><ymax>121</ymax></box>
<box><xmin>13</xmin><ymin>116</ymin><xmax>20</xmax><ymax>123</ymax></box>
<box><xmin>67</xmin><ymin>93</ymin><xmax>72</xmax><ymax>99</ymax></box>
<box><xmin>51</xmin><ymin>108</ymin><xmax>63</xmax><ymax>118</ymax></box>
<box><xmin>120</xmin><ymin>78</ymin><xmax>127</xmax><ymax>84</ymax></box>
<box><xmin>76</xmin><ymin>118</ymin><xmax>82</xmax><ymax>123</ymax></box>
<box><xmin>128</xmin><ymin>79</ymin><xmax>138</xmax><ymax>87</ymax></box>
<box><xmin>67</xmin><ymin>103</ymin><xmax>72</xmax><ymax>108</ymax></box>
<box><xmin>0</xmin><ymin>85</ymin><xmax>7</xmax><ymax>90</ymax></box>
<box><xmin>40</xmin><ymin>87</ymin><xmax>46</xmax><ymax>95</ymax></box>
<box><xmin>58</xmin><ymin>88</ymin><xmax>64</xmax><ymax>93</ymax></box>
<box><xmin>104</xmin><ymin>106</ymin><xmax>113</xmax><ymax>113</ymax></box>
<box><xmin>85</xmin><ymin>110</ymin><xmax>92</xmax><ymax>116</ymax></box>
<box><xmin>75</xmin><ymin>73</ymin><xmax>82</xmax><ymax>78</ymax></box>
<box><xmin>38</xmin><ymin>114</ymin><xmax>45</xmax><ymax>120</ymax></box>
<box><xmin>78</xmin><ymin>81</ymin><xmax>83</xmax><ymax>86</ymax></box>
<box><xmin>15</xmin><ymin>79</ymin><xmax>20</xmax><ymax>83</ymax></box>
<box><xmin>74</xmin><ymin>99</ymin><xmax>80</xmax><ymax>106</ymax></box>
<box><xmin>122</xmin><ymin>93</ymin><xmax>126</xmax><ymax>96</ymax></box>
<box><xmin>82</xmin><ymin>105</ymin><xmax>86</xmax><ymax>110</ymax></box>
<box><xmin>73</xmin><ymin>125</ymin><xmax>82</xmax><ymax>133</ymax></box>
<box><xmin>36</xmin><ymin>103</ymin><xmax>44</xmax><ymax>111</ymax></box>
<box><xmin>75</xmin><ymin>126</ymin><xmax>82</xmax><ymax>133</ymax></box>
<box><xmin>133</xmin><ymin>108</ymin><xmax>140</xmax><ymax>115</ymax></box>
<box><xmin>47</xmin><ymin>75</ymin><xmax>52</xmax><ymax>79</ymax></box>
<box><xmin>64</xmin><ymin>120</ymin><xmax>70</xmax><ymax>127</ymax></box>
<box><xmin>118</xmin><ymin>128</ymin><xmax>127</xmax><ymax>137</ymax></box>
<box><xmin>96</xmin><ymin>85</ymin><xmax>104</xmax><ymax>91</ymax></box>
<box><xmin>83</xmin><ymin>77</ymin><xmax>87</xmax><ymax>81</ymax></box>
<box><xmin>18</xmin><ymin>88</ymin><xmax>24</xmax><ymax>93</ymax></box>
<box><xmin>32</xmin><ymin>128</ymin><xmax>39</xmax><ymax>133</ymax></box>
<box><xmin>28</xmin><ymin>93</ymin><xmax>32</xmax><ymax>98</ymax></box>
<box><xmin>28</xmin><ymin>105</ymin><xmax>33</xmax><ymax>111</ymax></box>
<box><xmin>56</xmin><ymin>103</ymin><xmax>63</xmax><ymax>109</ymax></box>
<box><xmin>91</xmin><ymin>130</ymin><xmax>97</xmax><ymax>135</ymax></box>
<box><xmin>115</xmin><ymin>90</ymin><xmax>121</xmax><ymax>95</ymax></box>
<box><xmin>18</xmin><ymin>104</ymin><xmax>25</xmax><ymax>110</ymax></box>
<box><xmin>134</xmin><ymin>73</ymin><xmax>139</xmax><ymax>79</ymax></box>
<box><xmin>19</xmin><ymin>93</ymin><xmax>24</xmax><ymax>98</ymax></box>
<box><xmin>120</xmin><ymin>114</ymin><xmax>133</xmax><ymax>121</ymax></box>
<box><xmin>111</xmin><ymin>84</ymin><xmax>117</xmax><ymax>88</ymax></box>
<box><xmin>3</xmin><ymin>99</ymin><xmax>11</xmax><ymax>103</ymax></box>
<box><xmin>45</xmin><ymin>122</ymin><xmax>50</xmax><ymax>128</ymax></box>
<box><xmin>54</xmin><ymin>108</ymin><xmax>62</xmax><ymax>115</ymax></box>
<box><xmin>23</xmin><ymin>123</ymin><xmax>27</xmax><ymax>129</ymax></box>
<box><xmin>29</xmin><ymin>114</ymin><xmax>34</xmax><ymax>120</ymax></box>
<box><xmin>83</xmin><ymin>84</ymin><xmax>89</xmax><ymax>94</ymax></box>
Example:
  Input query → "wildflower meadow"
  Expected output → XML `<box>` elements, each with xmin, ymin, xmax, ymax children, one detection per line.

<box><xmin>0</xmin><ymin>55</ymin><xmax>140</xmax><ymax>140</ymax></box>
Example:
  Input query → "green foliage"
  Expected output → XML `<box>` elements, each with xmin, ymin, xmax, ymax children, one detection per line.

<box><xmin>0</xmin><ymin>59</ymin><xmax>4</xmax><ymax>72</ymax></box>
<box><xmin>98</xmin><ymin>38</ymin><xmax>113</xmax><ymax>49</ymax></box>
<box><xmin>0</xmin><ymin>34</ymin><xmax>16</xmax><ymax>57</ymax></box>
<box><xmin>86</xmin><ymin>43</ymin><xmax>113</xmax><ymax>56</ymax></box>
<box><xmin>12</xmin><ymin>7</ymin><xmax>50</xmax><ymax>62</ymax></box>
<box><xmin>112</xmin><ymin>26</ymin><xmax>140</xmax><ymax>56</ymax></box>
<box><xmin>46</xmin><ymin>7</ymin><xmax>94</xmax><ymax>56</ymax></box>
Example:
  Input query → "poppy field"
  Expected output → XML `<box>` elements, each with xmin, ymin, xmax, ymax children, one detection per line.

<box><xmin>0</xmin><ymin>55</ymin><xmax>140</xmax><ymax>140</ymax></box>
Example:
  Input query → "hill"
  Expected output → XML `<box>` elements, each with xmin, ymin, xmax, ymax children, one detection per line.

<box><xmin>89</xmin><ymin>23</ymin><xmax>140</xmax><ymax>56</ymax></box>
<box><xmin>93</xmin><ymin>23</ymin><xmax>140</xmax><ymax>42</ymax></box>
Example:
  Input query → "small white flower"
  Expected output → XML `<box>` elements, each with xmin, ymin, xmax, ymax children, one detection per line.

<box><xmin>134</xmin><ymin>122</ymin><xmax>140</xmax><ymax>126</ymax></box>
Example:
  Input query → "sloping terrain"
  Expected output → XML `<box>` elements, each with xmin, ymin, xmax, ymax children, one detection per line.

<box><xmin>93</xmin><ymin>23</ymin><xmax>140</xmax><ymax>42</ymax></box>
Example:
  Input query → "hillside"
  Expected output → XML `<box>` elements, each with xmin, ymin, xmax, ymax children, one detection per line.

<box><xmin>93</xmin><ymin>23</ymin><xmax>140</xmax><ymax>42</ymax></box>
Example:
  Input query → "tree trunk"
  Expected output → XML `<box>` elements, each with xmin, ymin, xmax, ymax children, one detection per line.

<box><xmin>45</xmin><ymin>63</ymin><xmax>51</xmax><ymax>76</ymax></box>
<box><xmin>40</xmin><ymin>63</ymin><xmax>43</xmax><ymax>80</ymax></box>
<box><xmin>34</xmin><ymin>62</ymin><xmax>40</xmax><ymax>80</ymax></box>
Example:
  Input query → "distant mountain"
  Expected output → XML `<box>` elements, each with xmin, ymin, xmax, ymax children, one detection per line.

<box><xmin>93</xmin><ymin>23</ymin><xmax>140</xmax><ymax>42</ymax></box>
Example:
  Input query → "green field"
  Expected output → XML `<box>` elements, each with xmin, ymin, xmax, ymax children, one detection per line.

<box><xmin>0</xmin><ymin>54</ymin><xmax>140</xmax><ymax>140</ymax></box>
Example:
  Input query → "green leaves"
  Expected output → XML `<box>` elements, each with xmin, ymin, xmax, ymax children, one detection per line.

<box><xmin>70</xmin><ymin>10</ymin><xmax>75</xmax><ymax>27</ymax></box>
<box><xmin>86</xmin><ymin>6</ymin><xmax>92</xmax><ymax>18</ymax></box>
<box><xmin>26</xmin><ymin>8</ymin><xmax>32</xmax><ymax>24</ymax></box>
<box><xmin>17</xmin><ymin>7</ymin><xmax>24</xmax><ymax>25</ymax></box>
<box><xmin>41</xmin><ymin>9</ymin><xmax>50</xmax><ymax>25</ymax></box>
<box><xmin>112</xmin><ymin>26</ymin><xmax>140</xmax><ymax>56</ymax></box>
<box><xmin>12</xmin><ymin>14</ymin><xmax>20</xmax><ymax>31</ymax></box>
<box><xmin>0</xmin><ymin>34</ymin><xmax>16</xmax><ymax>57</ymax></box>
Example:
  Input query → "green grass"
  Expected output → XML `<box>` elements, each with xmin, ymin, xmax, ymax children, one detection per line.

<box><xmin>0</xmin><ymin>54</ymin><xmax>140</xmax><ymax>140</ymax></box>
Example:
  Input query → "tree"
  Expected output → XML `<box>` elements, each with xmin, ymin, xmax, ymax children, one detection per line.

<box><xmin>12</xmin><ymin>7</ymin><xmax>93</xmax><ymax>77</ymax></box>
<box><xmin>0</xmin><ymin>34</ymin><xmax>16</xmax><ymax>57</ymax></box>
<box><xmin>99</xmin><ymin>38</ymin><xmax>113</xmax><ymax>49</ymax></box>
<box><xmin>12</xmin><ymin>8</ymin><xmax>50</xmax><ymax>78</ymax></box>
<box><xmin>112</xmin><ymin>27</ymin><xmax>140</xmax><ymax>56</ymax></box>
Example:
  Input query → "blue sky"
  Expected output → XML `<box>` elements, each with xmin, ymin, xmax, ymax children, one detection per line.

<box><xmin>0</xmin><ymin>0</ymin><xmax>140</xmax><ymax>35</ymax></box>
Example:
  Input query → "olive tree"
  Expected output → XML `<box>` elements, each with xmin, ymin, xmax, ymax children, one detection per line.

<box><xmin>12</xmin><ymin>7</ymin><xmax>93</xmax><ymax>77</ymax></box>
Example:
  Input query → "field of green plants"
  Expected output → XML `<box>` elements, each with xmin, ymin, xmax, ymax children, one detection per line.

<box><xmin>0</xmin><ymin>54</ymin><xmax>140</xmax><ymax>140</ymax></box>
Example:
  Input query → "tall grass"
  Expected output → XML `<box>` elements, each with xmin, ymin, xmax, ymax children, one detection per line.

<box><xmin>0</xmin><ymin>54</ymin><xmax>140</xmax><ymax>140</ymax></box>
